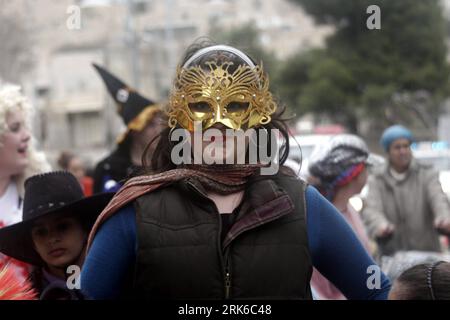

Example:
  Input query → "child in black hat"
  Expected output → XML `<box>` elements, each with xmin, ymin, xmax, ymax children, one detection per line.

<box><xmin>0</xmin><ymin>171</ymin><xmax>112</xmax><ymax>299</ymax></box>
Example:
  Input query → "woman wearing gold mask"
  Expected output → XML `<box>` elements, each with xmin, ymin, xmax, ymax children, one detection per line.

<box><xmin>80</xmin><ymin>41</ymin><xmax>391</xmax><ymax>300</ymax></box>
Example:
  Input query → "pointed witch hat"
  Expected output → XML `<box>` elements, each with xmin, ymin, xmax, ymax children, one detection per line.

<box><xmin>93</xmin><ymin>63</ymin><xmax>162</xmax><ymax>143</ymax></box>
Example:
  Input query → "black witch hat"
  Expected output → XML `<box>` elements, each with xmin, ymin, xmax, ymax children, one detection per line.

<box><xmin>93</xmin><ymin>63</ymin><xmax>157</xmax><ymax>126</ymax></box>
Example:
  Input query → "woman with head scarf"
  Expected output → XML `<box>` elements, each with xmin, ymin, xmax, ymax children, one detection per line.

<box><xmin>308</xmin><ymin>134</ymin><xmax>374</xmax><ymax>299</ymax></box>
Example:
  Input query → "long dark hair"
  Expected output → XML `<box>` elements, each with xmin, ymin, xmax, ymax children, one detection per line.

<box><xmin>393</xmin><ymin>262</ymin><xmax>450</xmax><ymax>300</ymax></box>
<box><xmin>141</xmin><ymin>39</ymin><xmax>296</xmax><ymax>175</ymax></box>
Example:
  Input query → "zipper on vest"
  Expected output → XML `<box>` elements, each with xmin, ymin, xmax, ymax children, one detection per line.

<box><xmin>219</xmin><ymin>215</ymin><xmax>232</xmax><ymax>300</ymax></box>
<box><xmin>225</xmin><ymin>269</ymin><xmax>231</xmax><ymax>299</ymax></box>
<box><xmin>224</xmin><ymin>251</ymin><xmax>231</xmax><ymax>299</ymax></box>
<box><xmin>187</xmin><ymin>180</ymin><xmax>232</xmax><ymax>299</ymax></box>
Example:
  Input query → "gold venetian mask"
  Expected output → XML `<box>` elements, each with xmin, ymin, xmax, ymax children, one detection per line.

<box><xmin>167</xmin><ymin>46</ymin><xmax>277</xmax><ymax>131</ymax></box>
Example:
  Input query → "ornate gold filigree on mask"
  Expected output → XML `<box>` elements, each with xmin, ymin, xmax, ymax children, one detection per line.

<box><xmin>167</xmin><ymin>60</ymin><xmax>277</xmax><ymax>131</ymax></box>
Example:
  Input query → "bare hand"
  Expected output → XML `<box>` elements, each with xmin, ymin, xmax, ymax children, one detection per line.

<box><xmin>375</xmin><ymin>222</ymin><xmax>395</xmax><ymax>239</ymax></box>
<box><xmin>434</xmin><ymin>217</ymin><xmax>450</xmax><ymax>235</ymax></box>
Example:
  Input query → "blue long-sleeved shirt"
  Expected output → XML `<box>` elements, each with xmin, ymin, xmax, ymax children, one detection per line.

<box><xmin>81</xmin><ymin>186</ymin><xmax>391</xmax><ymax>299</ymax></box>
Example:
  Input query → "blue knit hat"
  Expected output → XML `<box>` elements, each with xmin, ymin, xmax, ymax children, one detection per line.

<box><xmin>380</xmin><ymin>125</ymin><xmax>414</xmax><ymax>152</ymax></box>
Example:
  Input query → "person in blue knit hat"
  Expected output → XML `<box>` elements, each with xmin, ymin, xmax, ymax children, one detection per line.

<box><xmin>362</xmin><ymin>124</ymin><xmax>450</xmax><ymax>256</ymax></box>
<box><xmin>380</xmin><ymin>125</ymin><xmax>414</xmax><ymax>152</ymax></box>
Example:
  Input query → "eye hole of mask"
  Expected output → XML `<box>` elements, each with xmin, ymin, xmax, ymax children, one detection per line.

<box><xmin>226</xmin><ymin>101</ymin><xmax>250</xmax><ymax>114</ymax></box>
<box><xmin>188</xmin><ymin>102</ymin><xmax>212</xmax><ymax>114</ymax></box>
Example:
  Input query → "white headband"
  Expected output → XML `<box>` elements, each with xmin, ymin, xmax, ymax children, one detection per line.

<box><xmin>182</xmin><ymin>45</ymin><xmax>256</xmax><ymax>69</ymax></box>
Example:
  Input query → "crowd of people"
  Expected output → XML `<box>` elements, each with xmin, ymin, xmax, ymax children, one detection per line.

<box><xmin>0</xmin><ymin>41</ymin><xmax>449</xmax><ymax>300</ymax></box>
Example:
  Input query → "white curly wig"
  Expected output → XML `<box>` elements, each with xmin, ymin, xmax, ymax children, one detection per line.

<box><xmin>0</xmin><ymin>83</ymin><xmax>51</xmax><ymax>196</ymax></box>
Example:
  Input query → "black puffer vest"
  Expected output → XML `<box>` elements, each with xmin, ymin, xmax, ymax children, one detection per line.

<box><xmin>132</xmin><ymin>174</ymin><xmax>312</xmax><ymax>299</ymax></box>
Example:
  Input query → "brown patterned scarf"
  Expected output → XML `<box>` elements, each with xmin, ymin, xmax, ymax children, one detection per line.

<box><xmin>87</xmin><ymin>164</ymin><xmax>260</xmax><ymax>250</ymax></box>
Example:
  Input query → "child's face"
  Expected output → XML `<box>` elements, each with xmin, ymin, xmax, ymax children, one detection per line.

<box><xmin>31</xmin><ymin>214</ymin><xmax>87</xmax><ymax>269</ymax></box>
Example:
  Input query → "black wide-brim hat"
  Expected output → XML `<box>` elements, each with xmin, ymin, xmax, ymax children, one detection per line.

<box><xmin>0</xmin><ymin>171</ymin><xmax>114</xmax><ymax>266</ymax></box>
